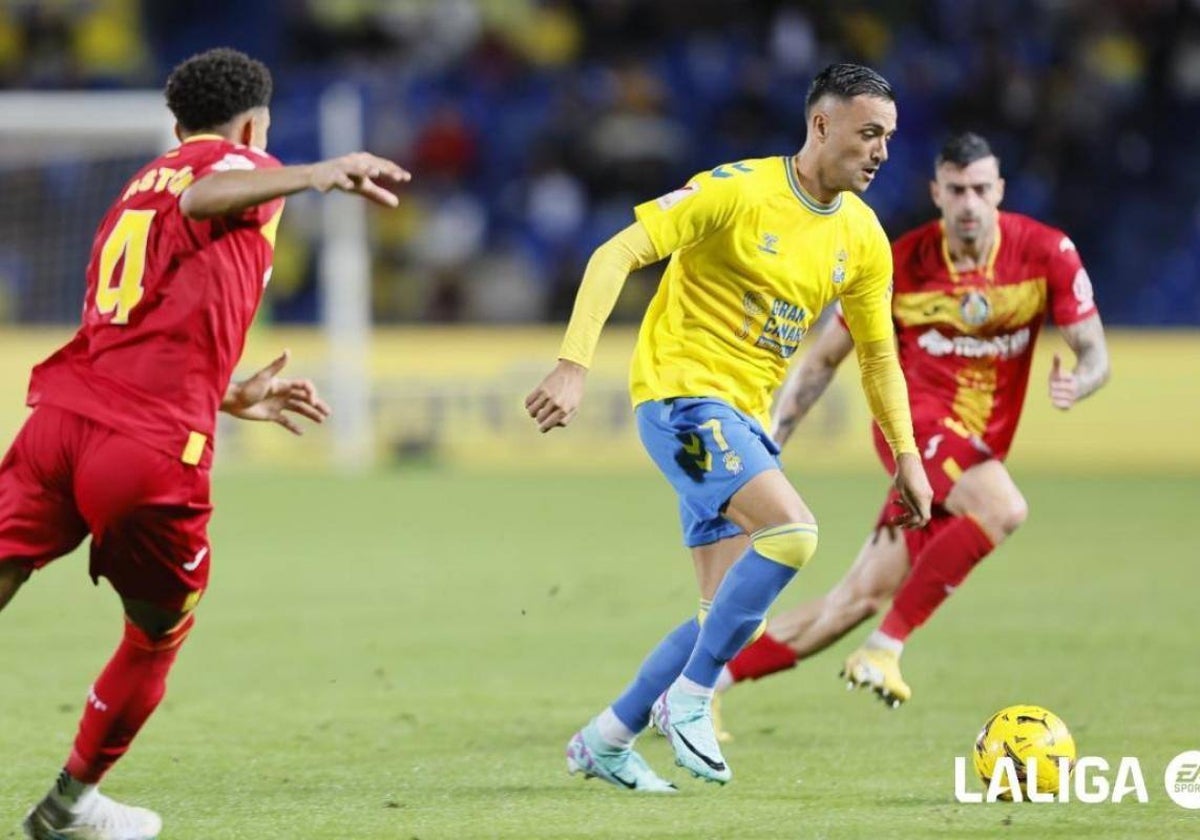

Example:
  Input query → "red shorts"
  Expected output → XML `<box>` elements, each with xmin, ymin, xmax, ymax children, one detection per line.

<box><xmin>871</xmin><ymin>418</ymin><xmax>996</xmax><ymax>561</ymax></box>
<box><xmin>0</xmin><ymin>406</ymin><xmax>211</xmax><ymax>612</ymax></box>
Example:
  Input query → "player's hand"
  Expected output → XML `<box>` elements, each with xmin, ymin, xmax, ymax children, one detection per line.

<box><xmin>1048</xmin><ymin>353</ymin><xmax>1078</xmax><ymax>410</ymax></box>
<box><xmin>222</xmin><ymin>349</ymin><xmax>332</xmax><ymax>435</ymax></box>
<box><xmin>310</xmin><ymin>153</ymin><xmax>411</xmax><ymax>207</ymax></box>
<box><xmin>891</xmin><ymin>452</ymin><xmax>933</xmax><ymax>529</ymax></box>
<box><xmin>525</xmin><ymin>359</ymin><xmax>587</xmax><ymax>433</ymax></box>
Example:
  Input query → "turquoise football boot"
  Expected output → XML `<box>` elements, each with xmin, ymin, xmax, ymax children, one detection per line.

<box><xmin>566</xmin><ymin>722</ymin><xmax>676</xmax><ymax>793</ymax></box>
<box><xmin>651</xmin><ymin>685</ymin><xmax>732</xmax><ymax>784</ymax></box>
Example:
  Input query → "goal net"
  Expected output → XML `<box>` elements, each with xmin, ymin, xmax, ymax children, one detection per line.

<box><xmin>0</xmin><ymin>89</ymin><xmax>378</xmax><ymax>471</ymax></box>
<box><xmin>0</xmin><ymin>92</ymin><xmax>174</xmax><ymax>323</ymax></box>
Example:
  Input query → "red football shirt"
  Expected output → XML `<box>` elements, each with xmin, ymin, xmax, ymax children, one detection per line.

<box><xmin>879</xmin><ymin>211</ymin><xmax>1098</xmax><ymax>460</ymax></box>
<box><xmin>27</xmin><ymin>135</ymin><xmax>284</xmax><ymax>469</ymax></box>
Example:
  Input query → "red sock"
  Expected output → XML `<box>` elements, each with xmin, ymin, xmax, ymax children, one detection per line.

<box><xmin>880</xmin><ymin>516</ymin><xmax>995</xmax><ymax>641</ymax></box>
<box><xmin>65</xmin><ymin>614</ymin><xmax>194</xmax><ymax>784</ymax></box>
<box><xmin>727</xmin><ymin>632</ymin><xmax>798</xmax><ymax>683</ymax></box>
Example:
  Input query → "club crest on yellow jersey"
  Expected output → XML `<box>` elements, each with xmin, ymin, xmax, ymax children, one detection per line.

<box><xmin>833</xmin><ymin>249</ymin><xmax>848</xmax><ymax>284</ymax></box>
<box><xmin>758</xmin><ymin>232</ymin><xmax>780</xmax><ymax>255</ymax></box>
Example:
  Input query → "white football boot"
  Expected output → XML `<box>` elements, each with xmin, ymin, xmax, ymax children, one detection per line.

<box><xmin>23</xmin><ymin>790</ymin><xmax>161</xmax><ymax>840</ymax></box>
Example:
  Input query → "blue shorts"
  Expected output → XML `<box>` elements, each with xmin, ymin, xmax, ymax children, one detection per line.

<box><xmin>635</xmin><ymin>398</ymin><xmax>783</xmax><ymax>548</ymax></box>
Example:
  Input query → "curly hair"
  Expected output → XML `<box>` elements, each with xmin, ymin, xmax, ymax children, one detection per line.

<box><xmin>165</xmin><ymin>48</ymin><xmax>272</xmax><ymax>132</ymax></box>
<box><xmin>805</xmin><ymin>63</ymin><xmax>894</xmax><ymax>115</ymax></box>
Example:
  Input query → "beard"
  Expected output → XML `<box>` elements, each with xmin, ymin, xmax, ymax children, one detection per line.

<box><xmin>955</xmin><ymin>219</ymin><xmax>983</xmax><ymax>242</ymax></box>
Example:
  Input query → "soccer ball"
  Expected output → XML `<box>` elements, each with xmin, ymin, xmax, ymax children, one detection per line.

<box><xmin>973</xmin><ymin>704</ymin><xmax>1077</xmax><ymax>799</ymax></box>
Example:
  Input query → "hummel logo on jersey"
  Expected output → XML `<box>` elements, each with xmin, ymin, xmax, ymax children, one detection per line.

<box><xmin>757</xmin><ymin>233</ymin><xmax>779</xmax><ymax>255</ymax></box>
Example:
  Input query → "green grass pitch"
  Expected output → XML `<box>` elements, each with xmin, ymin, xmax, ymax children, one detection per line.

<box><xmin>1</xmin><ymin>470</ymin><xmax>1196</xmax><ymax>838</ymax></box>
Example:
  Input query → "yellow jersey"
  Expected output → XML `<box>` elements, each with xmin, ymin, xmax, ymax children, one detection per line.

<box><xmin>630</xmin><ymin>155</ymin><xmax>895</xmax><ymax>427</ymax></box>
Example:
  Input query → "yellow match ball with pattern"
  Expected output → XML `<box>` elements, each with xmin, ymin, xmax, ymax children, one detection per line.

<box><xmin>973</xmin><ymin>704</ymin><xmax>1077</xmax><ymax>799</ymax></box>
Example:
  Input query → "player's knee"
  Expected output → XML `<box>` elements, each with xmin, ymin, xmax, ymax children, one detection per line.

<box><xmin>751</xmin><ymin>523</ymin><xmax>819</xmax><ymax>570</ymax></box>
<box><xmin>126</xmin><ymin>611</ymin><xmax>195</xmax><ymax>652</ymax></box>
<box><xmin>123</xmin><ymin>597</ymin><xmax>196</xmax><ymax>643</ymax></box>
<box><xmin>0</xmin><ymin>562</ymin><xmax>32</xmax><ymax>611</ymax></box>
<box><xmin>1002</xmin><ymin>494</ymin><xmax>1029</xmax><ymax>535</ymax></box>
<box><xmin>978</xmin><ymin>493</ymin><xmax>1028</xmax><ymax>538</ymax></box>
<box><xmin>0</xmin><ymin>561</ymin><xmax>32</xmax><ymax>585</ymax></box>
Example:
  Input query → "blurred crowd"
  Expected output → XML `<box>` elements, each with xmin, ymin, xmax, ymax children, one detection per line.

<box><xmin>1</xmin><ymin>0</ymin><xmax>1198</xmax><ymax>325</ymax></box>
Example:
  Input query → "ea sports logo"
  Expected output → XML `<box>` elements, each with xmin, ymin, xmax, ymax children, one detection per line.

<box><xmin>1165</xmin><ymin>750</ymin><xmax>1200</xmax><ymax>809</ymax></box>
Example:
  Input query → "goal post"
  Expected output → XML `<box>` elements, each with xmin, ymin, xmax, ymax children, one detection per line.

<box><xmin>317</xmin><ymin>83</ymin><xmax>374</xmax><ymax>472</ymax></box>
<box><xmin>0</xmin><ymin>90</ymin><xmax>176</xmax><ymax>150</ymax></box>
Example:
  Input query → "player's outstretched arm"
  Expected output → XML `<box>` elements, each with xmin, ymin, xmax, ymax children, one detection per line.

<box><xmin>180</xmin><ymin>152</ymin><xmax>411</xmax><ymax>220</ymax></box>
<box><xmin>1049</xmin><ymin>313</ymin><xmax>1110</xmax><ymax>410</ymax></box>
<box><xmin>525</xmin><ymin>222</ymin><xmax>659</xmax><ymax>433</ymax></box>
<box><xmin>771</xmin><ymin>316</ymin><xmax>855</xmax><ymax>446</ymax></box>
<box><xmin>222</xmin><ymin>349</ymin><xmax>331</xmax><ymax>435</ymax></box>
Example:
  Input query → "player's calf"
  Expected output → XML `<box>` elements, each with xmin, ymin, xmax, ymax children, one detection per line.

<box><xmin>787</xmin><ymin>587</ymin><xmax>889</xmax><ymax>656</ymax></box>
<box><xmin>23</xmin><ymin>613</ymin><xmax>193</xmax><ymax>840</ymax></box>
<box><xmin>880</xmin><ymin>515</ymin><xmax>995</xmax><ymax>646</ymax></box>
<box><xmin>721</xmin><ymin>530</ymin><xmax>903</xmax><ymax>693</ymax></box>
<box><xmin>67</xmin><ymin>612</ymin><xmax>195</xmax><ymax>784</ymax></box>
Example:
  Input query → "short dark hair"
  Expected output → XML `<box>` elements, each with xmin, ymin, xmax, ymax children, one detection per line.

<box><xmin>165</xmin><ymin>48</ymin><xmax>273</xmax><ymax>133</ymax></box>
<box><xmin>936</xmin><ymin>132</ymin><xmax>995</xmax><ymax>169</ymax></box>
<box><xmin>805</xmin><ymin>63</ymin><xmax>895</xmax><ymax>115</ymax></box>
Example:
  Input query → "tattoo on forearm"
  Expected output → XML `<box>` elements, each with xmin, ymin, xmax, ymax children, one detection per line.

<box><xmin>1061</xmin><ymin>316</ymin><xmax>1110</xmax><ymax>401</ymax></box>
<box><xmin>791</xmin><ymin>368</ymin><xmax>837</xmax><ymax>418</ymax></box>
<box><xmin>1072</xmin><ymin>347</ymin><xmax>1108</xmax><ymax>400</ymax></box>
<box><xmin>774</xmin><ymin>367</ymin><xmax>836</xmax><ymax>442</ymax></box>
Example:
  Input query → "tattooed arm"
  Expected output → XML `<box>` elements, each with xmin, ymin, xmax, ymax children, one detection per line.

<box><xmin>1049</xmin><ymin>313</ymin><xmax>1111</xmax><ymax>410</ymax></box>
<box><xmin>771</xmin><ymin>316</ymin><xmax>857</xmax><ymax>446</ymax></box>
